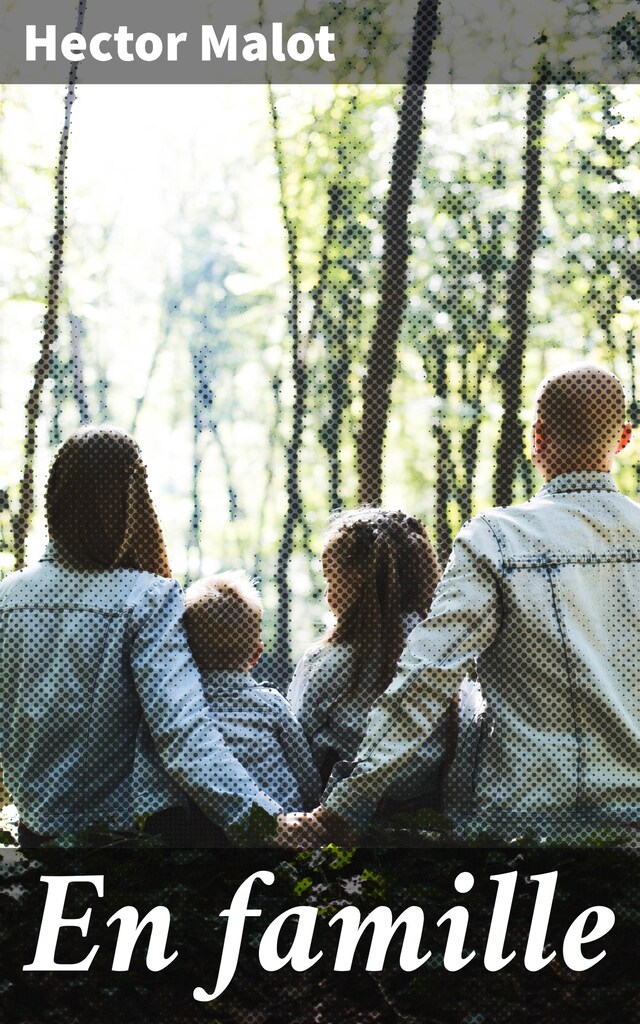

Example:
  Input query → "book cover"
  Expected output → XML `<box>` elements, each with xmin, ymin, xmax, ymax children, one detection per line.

<box><xmin>1</xmin><ymin>2</ymin><xmax>638</xmax><ymax>1021</ymax></box>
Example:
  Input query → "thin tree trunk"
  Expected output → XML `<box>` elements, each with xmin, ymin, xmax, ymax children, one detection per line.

<box><xmin>204</xmin><ymin>411</ymin><xmax>240</xmax><ymax>523</ymax></box>
<box><xmin>322</xmin><ymin>96</ymin><xmax>365</xmax><ymax>512</ymax></box>
<box><xmin>253</xmin><ymin>375</ymin><xmax>283</xmax><ymax>582</ymax></box>
<box><xmin>326</xmin><ymin>301</ymin><xmax>350</xmax><ymax>511</ymax></box>
<box><xmin>432</xmin><ymin>339</ymin><xmax>454</xmax><ymax>565</ymax></box>
<box><xmin>459</xmin><ymin>246</ymin><xmax>499</xmax><ymax>522</ymax></box>
<box><xmin>13</xmin><ymin>0</ymin><xmax>86</xmax><ymax>569</ymax></box>
<box><xmin>186</xmin><ymin>340</ymin><xmax>204</xmax><ymax>585</ymax></box>
<box><xmin>357</xmin><ymin>0</ymin><xmax>440</xmax><ymax>506</ymax></box>
<box><xmin>494</xmin><ymin>83</ymin><xmax>547</xmax><ymax>508</ymax></box>
<box><xmin>49</xmin><ymin>348</ymin><xmax>64</xmax><ymax>449</ymax></box>
<box><xmin>69</xmin><ymin>313</ymin><xmax>91</xmax><ymax>424</ymax></box>
<box><xmin>271</xmin><ymin>91</ymin><xmax>345</xmax><ymax>681</ymax></box>
<box><xmin>269</xmin><ymin>83</ymin><xmax>304</xmax><ymax>684</ymax></box>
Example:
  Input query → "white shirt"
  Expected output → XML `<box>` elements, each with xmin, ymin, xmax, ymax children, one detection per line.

<box><xmin>200</xmin><ymin>669</ymin><xmax>320</xmax><ymax>813</ymax></box>
<box><xmin>324</xmin><ymin>473</ymin><xmax>640</xmax><ymax>840</ymax></box>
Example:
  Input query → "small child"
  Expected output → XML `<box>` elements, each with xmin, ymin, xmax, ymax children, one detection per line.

<box><xmin>183</xmin><ymin>571</ymin><xmax>320</xmax><ymax>824</ymax></box>
<box><xmin>288</xmin><ymin>508</ymin><xmax>443</xmax><ymax>791</ymax></box>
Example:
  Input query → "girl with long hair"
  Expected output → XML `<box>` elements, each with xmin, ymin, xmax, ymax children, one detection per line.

<box><xmin>288</xmin><ymin>508</ymin><xmax>441</xmax><ymax>787</ymax></box>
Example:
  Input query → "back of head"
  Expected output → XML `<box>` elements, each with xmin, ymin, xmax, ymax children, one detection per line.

<box><xmin>324</xmin><ymin>507</ymin><xmax>440</xmax><ymax>695</ymax></box>
<box><xmin>379</xmin><ymin>510</ymin><xmax>441</xmax><ymax>616</ymax></box>
<box><xmin>535</xmin><ymin>365</ymin><xmax>626</xmax><ymax>474</ymax></box>
<box><xmin>184</xmin><ymin>570</ymin><xmax>263</xmax><ymax>672</ymax></box>
<box><xmin>46</xmin><ymin>426</ymin><xmax>171</xmax><ymax>577</ymax></box>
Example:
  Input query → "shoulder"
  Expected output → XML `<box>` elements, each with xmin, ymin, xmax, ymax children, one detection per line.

<box><xmin>128</xmin><ymin>574</ymin><xmax>184</xmax><ymax>623</ymax></box>
<box><xmin>446</xmin><ymin>512</ymin><xmax>506</xmax><ymax>566</ymax></box>
<box><xmin>0</xmin><ymin>561</ymin><xmax>176</xmax><ymax>599</ymax></box>
<box><xmin>131</xmin><ymin>572</ymin><xmax>181</xmax><ymax>600</ymax></box>
<box><xmin>254</xmin><ymin>683</ymin><xmax>297</xmax><ymax>718</ymax></box>
<box><xmin>293</xmin><ymin>642</ymin><xmax>354</xmax><ymax>686</ymax></box>
<box><xmin>0</xmin><ymin>554</ymin><xmax>60</xmax><ymax>593</ymax></box>
<box><xmin>0</xmin><ymin>564</ymin><xmax>35</xmax><ymax>599</ymax></box>
<box><xmin>298</xmin><ymin>640</ymin><xmax>354</xmax><ymax>671</ymax></box>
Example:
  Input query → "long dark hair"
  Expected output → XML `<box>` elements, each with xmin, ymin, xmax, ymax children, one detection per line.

<box><xmin>45</xmin><ymin>426</ymin><xmax>171</xmax><ymax>578</ymax></box>
<box><xmin>323</xmin><ymin>508</ymin><xmax>440</xmax><ymax>697</ymax></box>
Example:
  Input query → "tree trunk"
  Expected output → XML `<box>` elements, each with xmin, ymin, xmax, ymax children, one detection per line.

<box><xmin>13</xmin><ymin>0</ymin><xmax>86</xmax><ymax>569</ymax></box>
<box><xmin>432</xmin><ymin>339</ymin><xmax>454</xmax><ymax>565</ymax></box>
<box><xmin>269</xmin><ymin>84</ymin><xmax>305</xmax><ymax>685</ymax></box>
<box><xmin>494</xmin><ymin>83</ymin><xmax>547</xmax><ymax>508</ymax></box>
<box><xmin>69</xmin><ymin>313</ymin><xmax>91</xmax><ymax>424</ymax></box>
<box><xmin>326</xmin><ymin>301</ymin><xmax>350</xmax><ymax>511</ymax></box>
<box><xmin>272</xmin><ymin>91</ymin><xmax>345</xmax><ymax>681</ymax></box>
<box><xmin>357</xmin><ymin>0</ymin><xmax>440</xmax><ymax>506</ymax></box>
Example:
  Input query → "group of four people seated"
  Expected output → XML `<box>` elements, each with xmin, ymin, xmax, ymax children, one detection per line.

<box><xmin>1</xmin><ymin>364</ymin><xmax>639</xmax><ymax>848</ymax></box>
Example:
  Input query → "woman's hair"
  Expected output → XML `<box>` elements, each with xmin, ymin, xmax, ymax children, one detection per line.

<box><xmin>45</xmin><ymin>426</ymin><xmax>171</xmax><ymax>578</ymax></box>
<box><xmin>322</xmin><ymin>507</ymin><xmax>440</xmax><ymax>697</ymax></box>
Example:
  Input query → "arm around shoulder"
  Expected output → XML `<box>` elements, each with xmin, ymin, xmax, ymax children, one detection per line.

<box><xmin>323</xmin><ymin>516</ymin><xmax>503</xmax><ymax>832</ymax></box>
<box><xmin>130</xmin><ymin>577</ymin><xmax>282</xmax><ymax>833</ymax></box>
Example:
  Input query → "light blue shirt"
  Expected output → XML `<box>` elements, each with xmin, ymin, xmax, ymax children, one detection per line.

<box><xmin>288</xmin><ymin>642</ymin><xmax>377</xmax><ymax>770</ymax></box>
<box><xmin>324</xmin><ymin>473</ymin><xmax>640</xmax><ymax>839</ymax></box>
<box><xmin>201</xmin><ymin>670</ymin><xmax>321</xmax><ymax>813</ymax></box>
<box><xmin>0</xmin><ymin>545</ymin><xmax>281</xmax><ymax>839</ymax></box>
<box><xmin>289</xmin><ymin>612</ymin><xmax>425</xmax><ymax>773</ymax></box>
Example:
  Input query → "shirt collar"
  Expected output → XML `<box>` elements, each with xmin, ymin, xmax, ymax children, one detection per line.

<box><xmin>537</xmin><ymin>471</ymin><xmax>618</xmax><ymax>498</ymax></box>
<box><xmin>40</xmin><ymin>540</ymin><xmax>64</xmax><ymax>563</ymax></box>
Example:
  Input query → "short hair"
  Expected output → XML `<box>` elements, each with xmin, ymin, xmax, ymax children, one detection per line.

<box><xmin>535</xmin><ymin>365</ymin><xmax>626</xmax><ymax>466</ymax></box>
<box><xmin>183</xmin><ymin>570</ymin><xmax>262</xmax><ymax>671</ymax></box>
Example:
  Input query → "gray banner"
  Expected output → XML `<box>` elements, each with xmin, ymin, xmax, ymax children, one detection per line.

<box><xmin>1</xmin><ymin>0</ymin><xmax>639</xmax><ymax>85</ymax></box>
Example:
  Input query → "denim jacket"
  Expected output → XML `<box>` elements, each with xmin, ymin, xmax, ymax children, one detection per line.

<box><xmin>324</xmin><ymin>472</ymin><xmax>640</xmax><ymax>838</ymax></box>
<box><xmin>0</xmin><ymin>545</ymin><xmax>281</xmax><ymax>838</ymax></box>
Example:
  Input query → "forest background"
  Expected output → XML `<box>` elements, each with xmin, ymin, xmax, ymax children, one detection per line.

<box><xmin>1</xmin><ymin>73</ymin><xmax>639</xmax><ymax>684</ymax></box>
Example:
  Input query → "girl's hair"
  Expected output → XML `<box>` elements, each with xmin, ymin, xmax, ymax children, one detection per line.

<box><xmin>322</xmin><ymin>508</ymin><xmax>440</xmax><ymax>697</ymax></box>
<box><xmin>45</xmin><ymin>426</ymin><xmax>171</xmax><ymax>578</ymax></box>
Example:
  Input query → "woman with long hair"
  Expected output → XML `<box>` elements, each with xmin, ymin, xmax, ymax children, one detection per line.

<box><xmin>0</xmin><ymin>426</ymin><xmax>279</xmax><ymax>846</ymax></box>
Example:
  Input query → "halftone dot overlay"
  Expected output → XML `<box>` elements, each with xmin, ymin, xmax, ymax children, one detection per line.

<box><xmin>1</xmin><ymin>9</ymin><xmax>639</xmax><ymax>857</ymax></box>
<box><xmin>2</xmin><ymin>384</ymin><xmax>640</xmax><ymax>847</ymax></box>
<box><xmin>1</xmin><ymin>11</ymin><xmax>639</xmax><ymax>1024</ymax></box>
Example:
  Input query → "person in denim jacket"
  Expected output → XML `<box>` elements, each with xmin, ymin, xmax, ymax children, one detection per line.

<box><xmin>276</xmin><ymin>365</ymin><xmax>640</xmax><ymax>845</ymax></box>
<box><xmin>0</xmin><ymin>427</ymin><xmax>281</xmax><ymax>846</ymax></box>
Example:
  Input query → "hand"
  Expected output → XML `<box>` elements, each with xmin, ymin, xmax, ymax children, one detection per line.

<box><xmin>270</xmin><ymin>806</ymin><xmax>355</xmax><ymax>850</ymax></box>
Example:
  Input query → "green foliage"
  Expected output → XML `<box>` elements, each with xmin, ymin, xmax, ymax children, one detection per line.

<box><xmin>2</xmin><ymin>82</ymin><xmax>640</xmax><ymax>645</ymax></box>
<box><xmin>227</xmin><ymin>803</ymin><xmax>278</xmax><ymax>848</ymax></box>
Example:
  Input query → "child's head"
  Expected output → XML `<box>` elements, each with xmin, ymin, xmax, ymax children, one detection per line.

<box><xmin>183</xmin><ymin>570</ymin><xmax>263</xmax><ymax>672</ymax></box>
<box><xmin>322</xmin><ymin>508</ymin><xmax>439</xmax><ymax>624</ymax></box>
<box><xmin>321</xmin><ymin>508</ymin><xmax>440</xmax><ymax>693</ymax></box>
